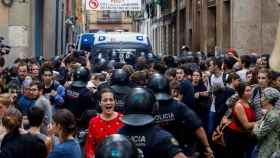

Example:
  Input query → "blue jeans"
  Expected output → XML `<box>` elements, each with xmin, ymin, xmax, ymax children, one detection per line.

<box><xmin>208</xmin><ymin>111</ymin><xmax>216</xmax><ymax>136</ymax></box>
<box><xmin>250</xmin><ymin>145</ymin><xmax>259</xmax><ymax>158</ymax></box>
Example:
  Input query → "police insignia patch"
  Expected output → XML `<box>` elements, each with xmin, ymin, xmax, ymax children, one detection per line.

<box><xmin>170</xmin><ymin>138</ymin><xmax>179</xmax><ymax>145</ymax></box>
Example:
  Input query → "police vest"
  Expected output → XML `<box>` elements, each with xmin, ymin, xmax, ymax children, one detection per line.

<box><xmin>119</xmin><ymin>124</ymin><xmax>182</xmax><ymax>158</ymax></box>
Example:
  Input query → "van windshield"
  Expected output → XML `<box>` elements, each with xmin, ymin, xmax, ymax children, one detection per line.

<box><xmin>91</xmin><ymin>42</ymin><xmax>154</xmax><ymax>63</ymax></box>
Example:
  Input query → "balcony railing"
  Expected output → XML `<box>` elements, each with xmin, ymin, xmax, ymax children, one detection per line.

<box><xmin>208</xmin><ymin>0</ymin><xmax>216</xmax><ymax>7</ymax></box>
<box><xmin>96</xmin><ymin>17</ymin><xmax>123</xmax><ymax>24</ymax></box>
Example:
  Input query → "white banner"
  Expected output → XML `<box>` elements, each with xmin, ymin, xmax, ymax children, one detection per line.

<box><xmin>85</xmin><ymin>0</ymin><xmax>141</xmax><ymax>11</ymax></box>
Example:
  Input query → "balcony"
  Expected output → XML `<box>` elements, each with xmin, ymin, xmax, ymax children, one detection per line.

<box><xmin>208</xmin><ymin>0</ymin><xmax>216</xmax><ymax>7</ymax></box>
<box><xmin>96</xmin><ymin>12</ymin><xmax>122</xmax><ymax>24</ymax></box>
<box><xmin>96</xmin><ymin>17</ymin><xmax>123</xmax><ymax>24</ymax></box>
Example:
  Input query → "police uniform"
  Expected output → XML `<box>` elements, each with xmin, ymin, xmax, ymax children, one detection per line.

<box><xmin>111</xmin><ymin>85</ymin><xmax>131</xmax><ymax>113</ymax></box>
<box><xmin>64</xmin><ymin>66</ymin><xmax>97</xmax><ymax>123</ymax></box>
<box><xmin>120</xmin><ymin>87</ymin><xmax>188</xmax><ymax>158</ymax></box>
<box><xmin>147</xmin><ymin>73</ymin><xmax>202</xmax><ymax>156</ymax></box>
<box><xmin>64</xmin><ymin>84</ymin><xmax>97</xmax><ymax>120</ymax></box>
<box><xmin>119</xmin><ymin>123</ymin><xmax>182</xmax><ymax>158</ymax></box>
<box><xmin>110</xmin><ymin>69</ymin><xmax>132</xmax><ymax>113</ymax></box>
<box><xmin>154</xmin><ymin>99</ymin><xmax>202</xmax><ymax>155</ymax></box>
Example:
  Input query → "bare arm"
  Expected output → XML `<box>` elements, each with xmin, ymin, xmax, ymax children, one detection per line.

<box><xmin>195</xmin><ymin>127</ymin><xmax>214</xmax><ymax>157</ymax></box>
<box><xmin>85</xmin><ymin>51</ymin><xmax>91</xmax><ymax>71</ymax></box>
<box><xmin>199</xmin><ymin>91</ymin><xmax>209</xmax><ymax>97</ymax></box>
<box><xmin>234</xmin><ymin>103</ymin><xmax>255</xmax><ymax>130</ymax></box>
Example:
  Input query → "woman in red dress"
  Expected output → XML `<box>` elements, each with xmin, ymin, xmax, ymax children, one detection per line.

<box><xmin>85</xmin><ymin>88</ymin><xmax>124</xmax><ymax>158</ymax></box>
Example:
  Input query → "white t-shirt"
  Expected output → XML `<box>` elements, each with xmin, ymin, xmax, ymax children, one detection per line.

<box><xmin>236</xmin><ymin>69</ymin><xmax>248</xmax><ymax>82</ymax></box>
<box><xmin>210</xmin><ymin>73</ymin><xmax>225</xmax><ymax>89</ymax></box>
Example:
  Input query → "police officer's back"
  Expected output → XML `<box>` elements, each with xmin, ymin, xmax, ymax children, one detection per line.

<box><xmin>64</xmin><ymin>66</ymin><xmax>97</xmax><ymax>123</ymax></box>
<box><xmin>148</xmin><ymin>74</ymin><xmax>213</xmax><ymax>157</ymax></box>
<box><xmin>119</xmin><ymin>87</ymin><xmax>189</xmax><ymax>158</ymax></box>
<box><xmin>110</xmin><ymin>69</ymin><xmax>131</xmax><ymax>113</ymax></box>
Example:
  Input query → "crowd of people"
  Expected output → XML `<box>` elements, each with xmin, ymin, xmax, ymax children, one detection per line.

<box><xmin>0</xmin><ymin>46</ymin><xmax>278</xmax><ymax>158</ymax></box>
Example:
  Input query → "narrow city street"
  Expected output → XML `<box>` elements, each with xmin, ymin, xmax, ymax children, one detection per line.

<box><xmin>0</xmin><ymin>0</ymin><xmax>280</xmax><ymax>158</ymax></box>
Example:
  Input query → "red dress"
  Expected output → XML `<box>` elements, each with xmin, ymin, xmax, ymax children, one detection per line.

<box><xmin>85</xmin><ymin>112</ymin><xmax>124</xmax><ymax>158</ymax></box>
<box><xmin>228</xmin><ymin>100</ymin><xmax>256</xmax><ymax>132</ymax></box>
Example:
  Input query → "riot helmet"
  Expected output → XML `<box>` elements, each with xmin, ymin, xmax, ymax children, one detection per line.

<box><xmin>148</xmin><ymin>73</ymin><xmax>171</xmax><ymax>101</ymax></box>
<box><xmin>111</xmin><ymin>69</ymin><xmax>129</xmax><ymax>85</ymax></box>
<box><xmin>52</xmin><ymin>56</ymin><xmax>62</xmax><ymax>68</ymax></box>
<box><xmin>95</xmin><ymin>134</ymin><xmax>139</xmax><ymax>158</ymax></box>
<box><xmin>122</xmin><ymin>87</ymin><xmax>156</xmax><ymax>126</ymax></box>
<box><xmin>93</xmin><ymin>58</ymin><xmax>107</xmax><ymax>73</ymax></box>
<box><xmin>107</xmin><ymin>60</ymin><xmax>116</xmax><ymax>70</ymax></box>
<box><xmin>72</xmin><ymin>66</ymin><xmax>90</xmax><ymax>87</ymax></box>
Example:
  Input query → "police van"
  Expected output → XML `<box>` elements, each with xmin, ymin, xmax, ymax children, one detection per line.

<box><xmin>76</xmin><ymin>33</ymin><xmax>95</xmax><ymax>52</ymax></box>
<box><xmin>91</xmin><ymin>32</ymin><xmax>155</xmax><ymax>66</ymax></box>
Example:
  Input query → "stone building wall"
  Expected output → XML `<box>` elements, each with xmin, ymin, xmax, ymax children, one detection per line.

<box><xmin>0</xmin><ymin>1</ymin><xmax>33</xmax><ymax>65</ymax></box>
<box><xmin>261</xmin><ymin>0</ymin><xmax>280</xmax><ymax>54</ymax></box>
<box><xmin>199</xmin><ymin>0</ymin><xmax>280</xmax><ymax>55</ymax></box>
<box><xmin>223</xmin><ymin>0</ymin><xmax>279</xmax><ymax>54</ymax></box>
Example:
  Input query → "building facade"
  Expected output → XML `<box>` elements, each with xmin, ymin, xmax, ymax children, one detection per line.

<box><xmin>195</xmin><ymin>0</ymin><xmax>280</xmax><ymax>55</ymax></box>
<box><xmin>86</xmin><ymin>10</ymin><xmax>134</xmax><ymax>32</ymax></box>
<box><xmin>138</xmin><ymin>0</ymin><xmax>280</xmax><ymax>56</ymax></box>
<box><xmin>0</xmin><ymin>0</ymin><xmax>83</xmax><ymax>64</ymax></box>
<box><xmin>0</xmin><ymin>0</ymin><xmax>33</xmax><ymax>64</ymax></box>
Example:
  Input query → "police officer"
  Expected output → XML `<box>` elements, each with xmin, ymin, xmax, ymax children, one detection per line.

<box><xmin>64</xmin><ymin>66</ymin><xmax>97</xmax><ymax>128</ymax></box>
<box><xmin>148</xmin><ymin>73</ymin><xmax>213</xmax><ymax>158</ymax></box>
<box><xmin>95</xmin><ymin>134</ymin><xmax>139</xmax><ymax>158</ymax></box>
<box><xmin>119</xmin><ymin>87</ymin><xmax>189</xmax><ymax>158</ymax></box>
<box><xmin>92</xmin><ymin>58</ymin><xmax>107</xmax><ymax>73</ymax></box>
<box><xmin>110</xmin><ymin>69</ymin><xmax>132</xmax><ymax>113</ymax></box>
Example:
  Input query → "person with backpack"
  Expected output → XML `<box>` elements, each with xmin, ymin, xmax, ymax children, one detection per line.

<box><xmin>207</xmin><ymin>58</ymin><xmax>235</xmax><ymax>135</ymax></box>
<box><xmin>251</xmin><ymin>68</ymin><xmax>272</xmax><ymax>121</ymax></box>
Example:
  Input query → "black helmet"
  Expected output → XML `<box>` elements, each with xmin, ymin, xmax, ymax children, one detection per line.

<box><xmin>52</xmin><ymin>56</ymin><xmax>61</xmax><ymax>67</ymax></box>
<box><xmin>148</xmin><ymin>73</ymin><xmax>171</xmax><ymax>101</ymax></box>
<box><xmin>107</xmin><ymin>60</ymin><xmax>116</xmax><ymax>69</ymax></box>
<box><xmin>124</xmin><ymin>53</ymin><xmax>135</xmax><ymax>65</ymax></box>
<box><xmin>72</xmin><ymin>66</ymin><xmax>90</xmax><ymax>87</ymax></box>
<box><xmin>95</xmin><ymin>134</ymin><xmax>139</xmax><ymax>158</ymax></box>
<box><xmin>111</xmin><ymin>69</ymin><xmax>129</xmax><ymax>85</ymax></box>
<box><xmin>93</xmin><ymin>58</ymin><xmax>107</xmax><ymax>73</ymax></box>
<box><xmin>122</xmin><ymin>87</ymin><xmax>156</xmax><ymax>126</ymax></box>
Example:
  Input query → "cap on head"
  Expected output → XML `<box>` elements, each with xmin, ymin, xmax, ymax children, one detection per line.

<box><xmin>263</xmin><ymin>87</ymin><xmax>280</xmax><ymax>102</ymax></box>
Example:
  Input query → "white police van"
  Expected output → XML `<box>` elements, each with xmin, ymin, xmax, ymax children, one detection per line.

<box><xmin>91</xmin><ymin>32</ymin><xmax>155</xmax><ymax>65</ymax></box>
